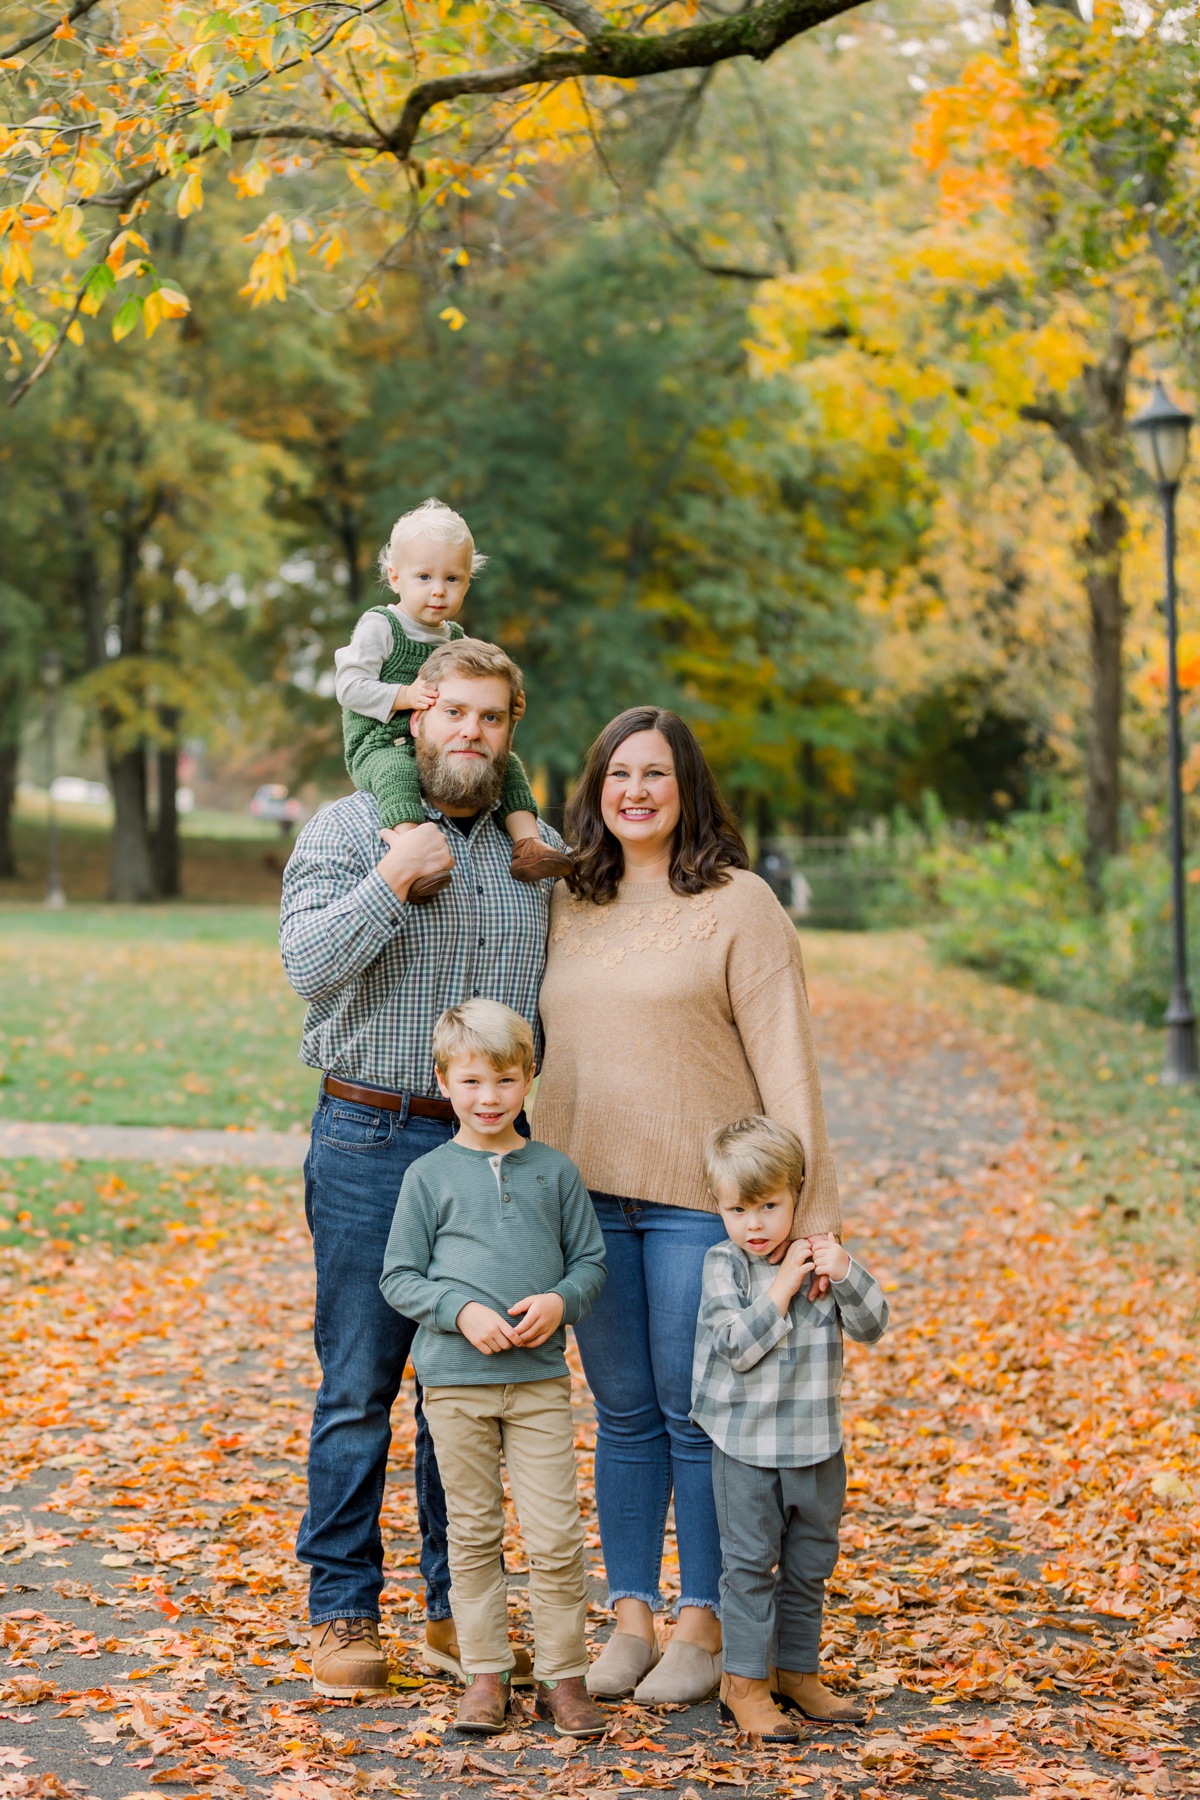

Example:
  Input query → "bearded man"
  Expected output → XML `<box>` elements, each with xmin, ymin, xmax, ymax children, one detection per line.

<box><xmin>280</xmin><ymin>638</ymin><xmax>570</xmax><ymax>1697</ymax></box>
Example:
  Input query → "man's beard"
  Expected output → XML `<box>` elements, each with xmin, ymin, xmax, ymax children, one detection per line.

<box><xmin>414</xmin><ymin>731</ymin><xmax>509</xmax><ymax>814</ymax></box>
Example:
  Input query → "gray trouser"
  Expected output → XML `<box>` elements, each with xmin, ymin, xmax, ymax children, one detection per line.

<box><xmin>712</xmin><ymin>1445</ymin><xmax>845</xmax><ymax>1679</ymax></box>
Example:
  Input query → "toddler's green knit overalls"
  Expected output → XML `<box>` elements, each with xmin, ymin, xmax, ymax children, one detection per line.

<box><xmin>342</xmin><ymin>608</ymin><xmax>538</xmax><ymax>829</ymax></box>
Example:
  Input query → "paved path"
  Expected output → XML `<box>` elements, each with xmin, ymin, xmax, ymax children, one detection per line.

<box><xmin>0</xmin><ymin>1118</ymin><xmax>307</xmax><ymax>1167</ymax></box>
<box><xmin>0</xmin><ymin>962</ymin><xmax>1048</xmax><ymax>1800</ymax></box>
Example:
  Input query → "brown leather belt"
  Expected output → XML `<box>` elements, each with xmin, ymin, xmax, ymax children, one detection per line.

<box><xmin>322</xmin><ymin>1074</ymin><xmax>456</xmax><ymax>1122</ymax></box>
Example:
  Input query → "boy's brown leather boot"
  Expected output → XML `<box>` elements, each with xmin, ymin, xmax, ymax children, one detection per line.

<box><xmin>534</xmin><ymin>1676</ymin><xmax>608</xmax><ymax>1738</ymax></box>
<box><xmin>454</xmin><ymin>1670</ymin><xmax>511</xmax><ymax>1734</ymax></box>
<box><xmin>718</xmin><ymin>1674</ymin><xmax>801</xmax><ymax>1743</ymax></box>
<box><xmin>310</xmin><ymin>1618</ymin><xmax>390</xmax><ymax>1697</ymax></box>
<box><xmin>769</xmin><ymin>1667</ymin><xmax>866</xmax><ymax>1724</ymax></box>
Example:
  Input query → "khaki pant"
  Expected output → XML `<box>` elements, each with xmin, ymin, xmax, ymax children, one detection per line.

<box><xmin>422</xmin><ymin>1376</ymin><xmax>588</xmax><ymax>1681</ymax></box>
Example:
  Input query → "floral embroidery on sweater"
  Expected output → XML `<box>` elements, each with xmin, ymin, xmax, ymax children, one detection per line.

<box><xmin>551</xmin><ymin>891</ymin><xmax>721</xmax><ymax>962</ymax></box>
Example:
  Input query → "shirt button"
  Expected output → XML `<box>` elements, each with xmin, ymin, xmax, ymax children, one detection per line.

<box><xmin>478</xmin><ymin>938</ymin><xmax>484</xmax><ymax>947</ymax></box>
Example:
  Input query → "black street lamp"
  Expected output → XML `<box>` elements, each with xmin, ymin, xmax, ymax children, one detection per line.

<box><xmin>40</xmin><ymin>650</ymin><xmax>66</xmax><ymax>911</ymax></box>
<box><xmin>1131</xmin><ymin>381</ymin><xmax>1195</xmax><ymax>1085</ymax></box>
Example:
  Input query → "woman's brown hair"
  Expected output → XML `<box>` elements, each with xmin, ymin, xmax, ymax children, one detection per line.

<box><xmin>565</xmin><ymin>707</ymin><xmax>750</xmax><ymax>905</ymax></box>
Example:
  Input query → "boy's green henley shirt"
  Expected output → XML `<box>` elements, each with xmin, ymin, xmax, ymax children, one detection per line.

<box><xmin>379</xmin><ymin>1137</ymin><xmax>607</xmax><ymax>1387</ymax></box>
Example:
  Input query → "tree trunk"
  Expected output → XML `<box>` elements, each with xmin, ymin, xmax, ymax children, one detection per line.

<box><xmin>1083</xmin><ymin>491</ymin><xmax>1125</xmax><ymax>881</ymax></box>
<box><xmin>546</xmin><ymin>765</ymin><xmax>569</xmax><ymax>840</ymax></box>
<box><xmin>0</xmin><ymin>736</ymin><xmax>17</xmax><ymax>879</ymax></box>
<box><xmin>1022</xmin><ymin>327</ymin><xmax>1130</xmax><ymax>885</ymax></box>
<box><xmin>154</xmin><ymin>719</ymin><xmax>180</xmax><ymax>899</ymax></box>
<box><xmin>107</xmin><ymin>742</ymin><xmax>156</xmax><ymax>902</ymax></box>
<box><xmin>755</xmin><ymin>792</ymin><xmax>774</xmax><ymax>862</ymax></box>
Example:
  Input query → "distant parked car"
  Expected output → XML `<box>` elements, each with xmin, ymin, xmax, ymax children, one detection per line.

<box><xmin>249</xmin><ymin>784</ymin><xmax>302</xmax><ymax>836</ymax></box>
<box><xmin>50</xmin><ymin>777</ymin><xmax>109</xmax><ymax>807</ymax></box>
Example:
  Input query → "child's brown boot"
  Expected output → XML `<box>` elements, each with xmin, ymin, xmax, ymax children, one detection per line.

<box><xmin>769</xmin><ymin>1667</ymin><xmax>866</xmax><ymax>1724</ymax></box>
<box><xmin>406</xmin><ymin>869</ymin><xmax>454</xmax><ymax>904</ymax></box>
<box><xmin>718</xmin><ymin>1674</ymin><xmax>801</xmax><ymax>1742</ymax></box>
<box><xmin>454</xmin><ymin>1670</ymin><xmax>511</xmax><ymax>1734</ymax></box>
<box><xmin>534</xmin><ymin>1675</ymin><xmax>608</xmax><ymax>1738</ymax></box>
<box><xmin>509</xmin><ymin>838</ymin><xmax>574</xmax><ymax>883</ymax></box>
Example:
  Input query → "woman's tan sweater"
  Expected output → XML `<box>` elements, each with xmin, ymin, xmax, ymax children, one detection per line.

<box><xmin>532</xmin><ymin>870</ymin><xmax>840</xmax><ymax>1233</ymax></box>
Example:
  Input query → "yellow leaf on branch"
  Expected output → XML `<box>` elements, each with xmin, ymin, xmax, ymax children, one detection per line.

<box><xmin>176</xmin><ymin>170</ymin><xmax>204</xmax><ymax>218</ymax></box>
<box><xmin>142</xmin><ymin>285</ymin><xmax>190</xmax><ymax>337</ymax></box>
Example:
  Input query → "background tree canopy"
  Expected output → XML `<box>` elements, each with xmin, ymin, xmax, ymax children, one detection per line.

<box><xmin>2</xmin><ymin>0</ymin><xmax>1199</xmax><ymax>1024</ymax></box>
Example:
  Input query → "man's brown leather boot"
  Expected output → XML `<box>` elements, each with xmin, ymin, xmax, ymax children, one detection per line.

<box><xmin>718</xmin><ymin>1674</ymin><xmax>801</xmax><ymax>1743</ymax></box>
<box><xmin>454</xmin><ymin>1670</ymin><xmax>511</xmax><ymax>1735</ymax></box>
<box><xmin>534</xmin><ymin>1676</ymin><xmax>608</xmax><ymax>1739</ymax></box>
<box><xmin>310</xmin><ymin>1618</ymin><xmax>390</xmax><ymax>1697</ymax></box>
<box><xmin>769</xmin><ymin>1667</ymin><xmax>866</xmax><ymax>1724</ymax></box>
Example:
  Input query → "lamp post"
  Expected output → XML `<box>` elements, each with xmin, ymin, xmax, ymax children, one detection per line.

<box><xmin>40</xmin><ymin>650</ymin><xmax>65</xmax><ymax>911</ymax></box>
<box><xmin>1131</xmin><ymin>381</ymin><xmax>1195</xmax><ymax>1085</ymax></box>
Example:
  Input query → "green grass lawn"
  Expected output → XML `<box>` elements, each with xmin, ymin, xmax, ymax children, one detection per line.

<box><xmin>1</xmin><ymin>901</ymin><xmax>1195</xmax><ymax>1263</ymax></box>
<box><xmin>0</xmin><ymin>905</ymin><xmax>315</xmax><ymax>1131</ymax></box>
<box><xmin>0</xmin><ymin>1156</ymin><xmax>300</xmax><ymax>1248</ymax></box>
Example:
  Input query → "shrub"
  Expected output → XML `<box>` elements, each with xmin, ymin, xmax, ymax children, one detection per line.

<box><xmin>880</xmin><ymin>795</ymin><xmax>1200</xmax><ymax>1023</ymax></box>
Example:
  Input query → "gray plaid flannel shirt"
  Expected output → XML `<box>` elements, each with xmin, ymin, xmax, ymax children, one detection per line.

<box><xmin>279</xmin><ymin>790</ymin><xmax>564</xmax><ymax>1095</ymax></box>
<box><xmin>691</xmin><ymin>1241</ymin><xmax>889</xmax><ymax>1469</ymax></box>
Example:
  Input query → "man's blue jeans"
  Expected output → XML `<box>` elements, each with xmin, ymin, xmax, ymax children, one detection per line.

<box><xmin>297</xmin><ymin>1089</ymin><xmax>453</xmax><ymax>1625</ymax></box>
<box><xmin>573</xmin><ymin>1194</ymin><xmax>727</xmax><ymax>1614</ymax></box>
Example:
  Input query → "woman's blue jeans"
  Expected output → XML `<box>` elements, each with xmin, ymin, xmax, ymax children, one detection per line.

<box><xmin>573</xmin><ymin>1194</ymin><xmax>726</xmax><ymax>1615</ymax></box>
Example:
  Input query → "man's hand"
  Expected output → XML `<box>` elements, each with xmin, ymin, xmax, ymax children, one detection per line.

<box><xmin>392</xmin><ymin>677</ymin><xmax>439</xmax><ymax>716</ymax></box>
<box><xmin>377</xmin><ymin>821</ymin><xmax>454</xmax><ymax>901</ymax></box>
<box><xmin>457</xmin><ymin>1301</ymin><xmax>520</xmax><ymax>1355</ymax></box>
<box><xmin>508</xmin><ymin>1292</ymin><xmax>565</xmax><ymax>1346</ymax></box>
<box><xmin>767</xmin><ymin>1240</ymin><xmax>816</xmax><ymax>1318</ymax></box>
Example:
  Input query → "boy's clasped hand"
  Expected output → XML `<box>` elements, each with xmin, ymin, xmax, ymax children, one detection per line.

<box><xmin>456</xmin><ymin>1291</ymin><xmax>566</xmax><ymax>1354</ymax></box>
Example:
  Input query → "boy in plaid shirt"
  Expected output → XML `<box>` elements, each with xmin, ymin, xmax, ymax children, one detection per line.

<box><xmin>691</xmin><ymin>1116</ymin><xmax>888</xmax><ymax>1741</ymax></box>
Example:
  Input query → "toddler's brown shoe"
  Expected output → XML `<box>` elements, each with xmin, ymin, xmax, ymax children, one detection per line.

<box><xmin>509</xmin><ymin>839</ymin><xmax>575</xmax><ymax>883</ymax></box>
<box><xmin>406</xmin><ymin>870</ymin><xmax>454</xmax><ymax>904</ymax></box>
<box><xmin>310</xmin><ymin>1618</ymin><xmax>389</xmax><ymax>1697</ymax></box>
<box><xmin>454</xmin><ymin>1670</ymin><xmax>511</xmax><ymax>1734</ymax></box>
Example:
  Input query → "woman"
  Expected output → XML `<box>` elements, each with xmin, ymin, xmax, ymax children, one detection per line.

<box><xmin>532</xmin><ymin>708</ymin><xmax>841</xmax><ymax>1705</ymax></box>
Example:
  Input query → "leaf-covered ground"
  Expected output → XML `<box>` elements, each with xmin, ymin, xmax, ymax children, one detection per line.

<box><xmin>0</xmin><ymin>932</ymin><xmax>1197</xmax><ymax>1800</ymax></box>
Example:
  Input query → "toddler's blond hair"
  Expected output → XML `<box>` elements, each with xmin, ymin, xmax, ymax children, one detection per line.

<box><xmin>705</xmin><ymin>1114</ymin><xmax>805</xmax><ymax>1202</ymax></box>
<box><xmin>433</xmin><ymin>998</ymin><xmax>535</xmax><ymax>1079</ymax></box>
<box><xmin>379</xmin><ymin>496</ymin><xmax>487</xmax><ymax>581</ymax></box>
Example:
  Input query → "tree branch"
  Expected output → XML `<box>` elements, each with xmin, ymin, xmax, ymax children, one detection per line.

<box><xmin>647</xmin><ymin>197</ymin><xmax>780</xmax><ymax>280</ymax></box>
<box><xmin>386</xmin><ymin>0</ymin><xmax>867</xmax><ymax>158</ymax></box>
<box><xmin>526</xmin><ymin>0</ymin><xmax>610</xmax><ymax>39</ymax></box>
<box><xmin>0</xmin><ymin>0</ymin><xmax>106</xmax><ymax>63</ymax></box>
<box><xmin>1019</xmin><ymin>401</ymin><xmax>1092</xmax><ymax>474</ymax></box>
<box><xmin>6</xmin><ymin>223</ymin><xmax>120</xmax><ymax>408</ymax></box>
<box><xmin>44</xmin><ymin>0</ymin><xmax>860</xmax><ymax>221</ymax></box>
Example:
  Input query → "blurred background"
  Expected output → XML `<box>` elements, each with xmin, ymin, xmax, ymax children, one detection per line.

<box><xmin>3</xmin><ymin>0</ymin><xmax>1199</xmax><ymax>1033</ymax></box>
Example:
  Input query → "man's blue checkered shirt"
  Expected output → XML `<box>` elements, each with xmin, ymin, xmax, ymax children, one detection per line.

<box><xmin>279</xmin><ymin>790</ymin><xmax>564</xmax><ymax>1096</ymax></box>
